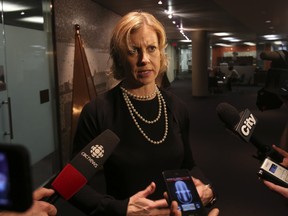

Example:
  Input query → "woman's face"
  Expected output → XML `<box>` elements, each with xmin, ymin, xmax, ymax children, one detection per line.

<box><xmin>123</xmin><ymin>24</ymin><xmax>161</xmax><ymax>87</ymax></box>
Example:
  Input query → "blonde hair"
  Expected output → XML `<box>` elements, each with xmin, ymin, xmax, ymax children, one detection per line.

<box><xmin>110</xmin><ymin>11</ymin><xmax>168</xmax><ymax>80</ymax></box>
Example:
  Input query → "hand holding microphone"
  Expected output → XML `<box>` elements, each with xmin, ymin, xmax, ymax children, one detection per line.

<box><xmin>45</xmin><ymin>129</ymin><xmax>120</xmax><ymax>203</ymax></box>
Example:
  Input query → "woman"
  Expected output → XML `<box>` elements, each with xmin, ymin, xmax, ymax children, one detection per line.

<box><xmin>71</xmin><ymin>11</ymin><xmax>216</xmax><ymax>216</ymax></box>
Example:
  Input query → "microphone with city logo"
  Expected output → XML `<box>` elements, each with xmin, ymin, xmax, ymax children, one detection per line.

<box><xmin>216</xmin><ymin>102</ymin><xmax>283</xmax><ymax>163</ymax></box>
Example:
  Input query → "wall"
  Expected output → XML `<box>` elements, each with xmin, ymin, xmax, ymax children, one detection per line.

<box><xmin>54</xmin><ymin>0</ymin><xmax>121</xmax><ymax>163</ymax></box>
<box><xmin>212</xmin><ymin>44</ymin><xmax>256</xmax><ymax>67</ymax></box>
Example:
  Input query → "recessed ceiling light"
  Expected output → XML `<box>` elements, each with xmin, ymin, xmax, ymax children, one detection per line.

<box><xmin>18</xmin><ymin>16</ymin><xmax>44</xmax><ymax>24</ymax></box>
<box><xmin>263</xmin><ymin>34</ymin><xmax>279</xmax><ymax>40</ymax></box>
<box><xmin>274</xmin><ymin>41</ymin><xmax>283</xmax><ymax>45</ymax></box>
<box><xmin>179</xmin><ymin>39</ymin><xmax>192</xmax><ymax>42</ymax></box>
<box><xmin>215</xmin><ymin>43</ymin><xmax>232</xmax><ymax>47</ymax></box>
<box><xmin>244</xmin><ymin>42</ymin><xmax>255</xmax><ymax>46</ymax></box>
<box><xmin>158</xmin><ymin>1</ymin><xmax>163</xmax><ymax>5</ymax></box>
<box><xmin>221</xmin><ymin>37</ymin><xmax>241</xmax><ymax>42</ymax></box>
<box><xmin>222</xmin><ymin>37</ymin><xmax>234</xmax><ymax>41</ymax></box>
<box><xmin>213</xmin><ymin>32</ymin><xmax>230</xmax><ymax>36</ymax></box>
<box><xmin>230</xmin><ymin>39</ymin><xmax>240</xmax><ymax>42</ymax></box>
<box><xmin>0</xmin><ymin>2</ymin><xmax>31</xmax><ymax>12</ymax></box>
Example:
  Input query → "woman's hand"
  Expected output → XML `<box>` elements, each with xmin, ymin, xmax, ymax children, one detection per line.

<box><xmin>272</xmin><ymin>145</ymin><xmax>288</xmax><ymax>167</ymax></box>
<box><xmin>192</xmin><ymin>177</ymin><xmax>214</xmax><ymax>206</ymax></box>
<box><xmin>127</xmin><ymin>182</ymin><xmax>170</xmax><ymax>216</ymax></box>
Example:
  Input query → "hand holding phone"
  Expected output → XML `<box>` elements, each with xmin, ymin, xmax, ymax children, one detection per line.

<box><xmin>258</xmin><ymin>157</ymin><xmax>288</xmax><ymax>188</ymax></box>
<box><xmin>162</xmin><ymin>169</ymin><xmax>207</xmax><ymax>216</ymax></box>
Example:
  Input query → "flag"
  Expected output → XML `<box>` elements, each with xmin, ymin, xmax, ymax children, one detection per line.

<box><xmin>71</xmin><ymin>24</ymin><xmax>97</xmax><ymax>140</ymax></box>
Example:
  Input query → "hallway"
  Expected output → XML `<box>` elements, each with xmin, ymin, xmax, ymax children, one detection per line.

<box><xmin>169</xmin><ymin>76</ymin><xmax>288</xmax><ymax>215</ymax></box>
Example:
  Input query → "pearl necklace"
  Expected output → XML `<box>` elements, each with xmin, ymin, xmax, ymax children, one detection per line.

<box><xmin>121</xmin><ymin>87</ymin><xmax>168</xmax><ymax>144</ymax></box>
<box><xmin>120</xmin><ymin>85</ymin><xmax>157</xmax><ymax>101</ymax></box>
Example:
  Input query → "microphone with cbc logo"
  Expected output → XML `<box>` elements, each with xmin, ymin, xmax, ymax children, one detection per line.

<box><xmin>48</xmin><ymin>129</ymin><xmax>120</xmax><ymax>202</ymax></box>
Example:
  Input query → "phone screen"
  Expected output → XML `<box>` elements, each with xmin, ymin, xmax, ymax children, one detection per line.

<box><xmin>163</xmin><ymin>169</ymin><xmax>207</xmax><ymax>216</ymax></box>
<box><xmin>0</xmin><ymin>144</ymin><xmax>33</xmax><ymax>212</ymax></box>
<box><xmin>0</xmin><ymin>152</ymin><xmax>11</xmax><ymax>207</ymax></box>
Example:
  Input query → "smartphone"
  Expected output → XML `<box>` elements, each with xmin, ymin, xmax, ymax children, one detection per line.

<box><xmin>0</xmin><ymin>144</ymin><xmax>33</xmax><ymax>212</ymax></box>
<box><xmin>162</xmin><ymin>169</ymin><xmax>207</xmax><ymax>216</ymax></box>
<box><xmin>258</xmin><ymin>157</ymin><xmax>288</xmax><ymax>188</ymax></box>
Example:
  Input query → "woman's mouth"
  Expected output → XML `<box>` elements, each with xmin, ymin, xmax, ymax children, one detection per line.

<box><xmin>137</xmin><ymin>70</ymin><xmax>153</xmax><ymax>77</ymax></box>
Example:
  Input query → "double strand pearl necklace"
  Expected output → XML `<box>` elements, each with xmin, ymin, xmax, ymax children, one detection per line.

<box><xmin>121</xmin><ymin>86</ymin><xmax>168</xmax><ymax>144</ymax></box>
<box><xmin>120</xmin><ymin>86</ymin><xmax>157</xmax><ymax>101</ymax></box>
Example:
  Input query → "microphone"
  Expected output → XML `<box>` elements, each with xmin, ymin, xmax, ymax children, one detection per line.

<box><xmin>216</xmin><ymin>102</ymin><xmax>283</xmax><ymax>163</ymax></box>
<box><xmin>260</xmin><ymin>51</ymin><xmax>283</xmax><ymax>61</ymax></box>
<box><xmin>260</xmin><ymin>50</ymin><xmax>288</xmax><ymax>68</ymax></box>
<box><xmin>45</xmin><ymin>129</ymin><xmax>120</xmax><ymax>203</ymax></box>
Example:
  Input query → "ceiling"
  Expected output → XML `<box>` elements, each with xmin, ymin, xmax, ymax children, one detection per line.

<box><xmin>91</xmin><ymin>0</ymin><xmax>288</xmax><ymax>46</ymax></box>
<box><xmin>2</xmin><ymin>0</ymin><xmax>44</xmax><ymax>30</ymax></box>
<box><xmin>2</xmin><ymin>0</ymin><xmax>288</xmax><ymax>47</ymax></box>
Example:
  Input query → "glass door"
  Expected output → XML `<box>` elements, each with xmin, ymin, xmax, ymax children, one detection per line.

<box><xmin>0</xmin><ymin>1</ymin><xmax>8</xmax><ymax>144</ymax></box>
<box><xmin>0</xmin><ymin>0</ymin><xmax>59</xmax><ymax>187</ymax></box>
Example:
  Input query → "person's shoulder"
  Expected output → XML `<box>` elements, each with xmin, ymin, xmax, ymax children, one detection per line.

<box><xmin>83</xmin><ymin>85</ymin><xmax>120</xmax><ymax>111</ymax></box>
<box><xmin>160</xmin><ymin>87</ymin><xmax>187</xmax><ymax>108</ymax></box>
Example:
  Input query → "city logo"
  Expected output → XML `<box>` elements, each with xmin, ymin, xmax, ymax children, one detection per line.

<box><xmin>235</xmin><ymin>109</ymin><xmax>257</xmax><ymax>142</ymax></box>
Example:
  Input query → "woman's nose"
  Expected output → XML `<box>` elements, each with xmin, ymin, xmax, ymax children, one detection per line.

<box><xmin>138</xmin><ymin>51</ymin><xmax>149</xmax><ymax>65</ymax></box>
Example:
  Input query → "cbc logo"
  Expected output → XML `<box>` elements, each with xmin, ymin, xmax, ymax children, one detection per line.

<box><xmin>90</xmin><ymin>145</ymin><xmax>104</xmax><ymax>158</ymax></box>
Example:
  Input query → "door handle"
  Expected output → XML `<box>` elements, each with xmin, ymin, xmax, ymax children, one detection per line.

<box><xmin>2</xmin><ymin>97</ymin><xmax>13</xmax><ymax>139</ymax></box>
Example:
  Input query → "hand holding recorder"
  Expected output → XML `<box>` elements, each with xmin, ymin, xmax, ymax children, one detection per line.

<box><xmin>261</xmin><ymin>145</ymin><xmax>288</xmax><ymax>199</ymax></box>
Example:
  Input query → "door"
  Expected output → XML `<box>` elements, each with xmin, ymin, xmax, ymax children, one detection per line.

<box><xmin>0</xmin><ymin>0</ymin><xmax>59</xmax><ymax>186</ymax></box>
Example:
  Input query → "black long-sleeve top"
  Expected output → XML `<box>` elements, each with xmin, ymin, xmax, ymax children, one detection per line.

<box><xmin>70</xmin><ymin>83</ymin><xmax>210</xmax><ymax>216</ymax></box>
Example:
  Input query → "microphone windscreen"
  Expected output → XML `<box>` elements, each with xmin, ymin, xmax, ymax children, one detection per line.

<box><xmin>71</xmin><ymin>129</ymin><xmax>120</xmax><ymax>180</ymax></box>
<box><xmin>216</xmin><ymin>102</ymin><xmax>240</xmax><ymax>128</ymax></box>
<box><xmin>51</xmin><ymin>164</ymin><xmax>87</xmax><ymax>200</ymax></box>
<box><xmin>260</xmin><ymin>51</ymin><xmax>281</xmax><ymax>61</ymax></box>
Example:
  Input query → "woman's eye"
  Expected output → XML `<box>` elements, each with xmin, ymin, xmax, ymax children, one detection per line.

<box><xmin>148</xmin><ymin>46</ymin><xmax>157</xmax><ymax>52</ymax></box>
<box><xmin>128</xmin><ymin>48</ymin><xmax>138</xmax><ymax>55</ymax></box>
